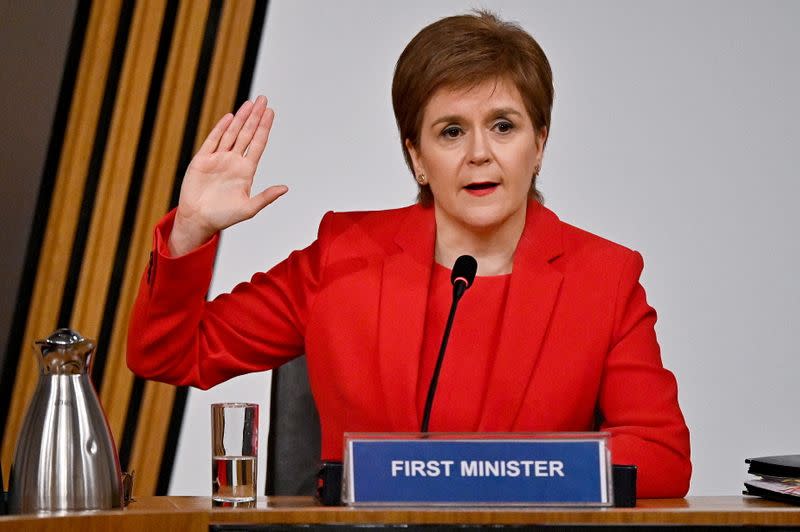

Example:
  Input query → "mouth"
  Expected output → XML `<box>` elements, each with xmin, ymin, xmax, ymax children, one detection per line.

<box><xmin>464</xmin><ymin>182</ymin><xmax>499</xmax><ymax>196</ymax></box>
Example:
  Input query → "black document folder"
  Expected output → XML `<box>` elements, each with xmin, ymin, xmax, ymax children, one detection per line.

<box><xmin>746</xmin><ymin>455</ymin><xmax>800</xmax><ymax>478</ymax></box>
<box><xmin>744</xmin><ymin>455</ymin><xmax>800</xmax><ymax>505</ymax></box>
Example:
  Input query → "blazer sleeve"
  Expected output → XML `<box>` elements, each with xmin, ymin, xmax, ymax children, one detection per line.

<box><xmin>598</xmin><ymin>250</ymin><xmax>692</xmax><ymax>498</ymax></box>
<box><xmin>126</xmin><ymin>209</ymin><xmax>333</xmax><ymax>390</ymax></box>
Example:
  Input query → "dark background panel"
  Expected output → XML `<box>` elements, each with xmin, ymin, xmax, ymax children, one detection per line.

<box><xmin>0</xmin><ymin>0</ymin><xmax>79</xmax><ymax>367</ymax></box>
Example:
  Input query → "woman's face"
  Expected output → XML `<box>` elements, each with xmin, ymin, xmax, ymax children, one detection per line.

<box><xmin>407</xmin><ymin>78</ymin><xmax>546</xmax><ymax>234</ymax></box>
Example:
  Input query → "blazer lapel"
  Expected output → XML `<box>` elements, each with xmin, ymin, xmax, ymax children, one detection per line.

<box><xmin>377</xmin><ymin>205</ymin><xmax>435</xmax><ymax>431</ymax></box>
<box><xmin>478</xmin><ymin>203</ymin><xmax>564</xmax><ymax>431</ymax></box>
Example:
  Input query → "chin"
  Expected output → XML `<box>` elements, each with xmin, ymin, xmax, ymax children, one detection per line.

<box><xmin>458</xmin><ymin>205</ymin><xmax>517</xmax><ymax>231</ymax></box>
<box><xmin>434</xmin><ymin>194</ymin><xmax>528</xmax><ymax>234</ymax></box>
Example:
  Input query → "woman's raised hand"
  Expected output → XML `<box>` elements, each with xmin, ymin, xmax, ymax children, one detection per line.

<box><xmin>169</xmin><ymin>95</ymin><xmax>288</xmax><ymax>256</ymax></box>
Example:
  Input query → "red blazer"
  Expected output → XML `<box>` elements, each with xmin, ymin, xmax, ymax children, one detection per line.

<box><xmin>127</xmin><ymin>201</ymin><xmax>691</xmax><ymax>497</ymax></box>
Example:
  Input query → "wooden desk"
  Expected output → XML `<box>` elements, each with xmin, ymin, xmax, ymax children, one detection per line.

<box><xmin>1</xmin><ymin>496</ymin><xmax>799</xmax><ymax>531</ymax></box>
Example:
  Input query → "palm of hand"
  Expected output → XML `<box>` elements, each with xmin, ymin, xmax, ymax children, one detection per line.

<box><xmin>182</xmin><ymin>150</ymin><xmax>259</xmax><ymax>232</ymax></box>
<box><xmin>169</xmin><ymin>96</ymin><xmax>287</xmax><ymax>256</ymax></box>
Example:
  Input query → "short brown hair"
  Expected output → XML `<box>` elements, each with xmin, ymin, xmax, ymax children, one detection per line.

<box><xmin>392</xmin><ymin>10</ymin><xmax>554</xmax><ymax>205</ymax></box>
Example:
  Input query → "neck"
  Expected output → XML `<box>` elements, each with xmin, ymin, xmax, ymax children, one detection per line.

<box><xmin>434</xmin><ymin>204</ymin><xmax>527</xmax><ymax>276</ymax></box>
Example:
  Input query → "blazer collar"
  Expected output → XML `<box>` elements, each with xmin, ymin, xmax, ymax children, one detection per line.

<box><xmin>377</xmin><ymin>204</ymin><xmax>436</xmax><ymax>431</ymax></box>
<box><xmin>377</xmin><ymin>201</ymin><xmax>564</xmax><ymax>432</ymax></box>
<box><xmin>477</xmin><ymin>202</ymin><xmax>565</xmax><ymax>430</ymax></box>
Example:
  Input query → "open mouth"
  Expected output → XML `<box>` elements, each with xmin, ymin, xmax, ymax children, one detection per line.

<box><xmin>464</xmin><ymin>182</ymin><xmax>498</xmax><ymax>191</ymax></box>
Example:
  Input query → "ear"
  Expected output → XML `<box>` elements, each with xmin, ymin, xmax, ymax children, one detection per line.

<box><xmin>405</xmin><ymin>138</ymin><xmax>425</xmax><ymax>176</ymax></box>
<box><xmin>535</xmin><ymin>126</ymin><xmax>548</xmax><ymax>167</ymax></box>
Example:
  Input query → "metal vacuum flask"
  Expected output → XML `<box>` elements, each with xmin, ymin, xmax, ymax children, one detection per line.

<box><xmin>8</xmin><ymin>328</ymin><xmax>122</xmax><ymax>513</ymax></box>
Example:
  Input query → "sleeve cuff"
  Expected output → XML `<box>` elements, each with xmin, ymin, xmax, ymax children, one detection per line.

<box><xmin>148</xmin><ymin>209</ymin><xmax>219</xmax><ymax>297</ymax></box>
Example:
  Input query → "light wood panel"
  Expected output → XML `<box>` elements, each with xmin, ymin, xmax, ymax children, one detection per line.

<box><xmin>195</xmin><ymin>0</ymin><xmax>256</xmax><ymax>148</ymax></box>
<box><xmin>125</xmin><ymin>0</ymin><xmax>261</xmax><ymax>496</ymax></box>
<box><xmin>2</xmin><ymin>0</ymin><xmax>266</xmax><ymax>497</ymax></box>
<box><xmin>92</xmin><ymin>0</ymin><xmax>167</xmax><ymax>446</ymax></box>
<box><xmin>1</xmin><ymin>0</ymin><xmax>123</xmax><ymax>488</ymax></box>
<box><xmin>72</xmin><ymin>0</ymin><xmax>167</xmax><ymax>351</ymax></box>
<box><xmin>122</xmin><ymin>0</ymin><xmax>212</xmax><ymax>495</ymax></box>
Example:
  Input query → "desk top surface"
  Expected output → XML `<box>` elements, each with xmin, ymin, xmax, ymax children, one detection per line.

<box><xmin>2</xmin><ymin>496</ymin><xmax>800</xmax><ymax>529</ymax></box>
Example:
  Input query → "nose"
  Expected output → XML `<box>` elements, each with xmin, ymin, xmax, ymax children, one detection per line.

<box><xmin>468</xmin><ymin>130</ymin><xmax>491</xmax><ymax>166</ymax></box>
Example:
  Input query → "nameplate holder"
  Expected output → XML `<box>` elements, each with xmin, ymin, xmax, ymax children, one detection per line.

<box><xmin>342</xmin><ymin>432</ymin><xmax>612</xmax><ymax>506</ymax></box>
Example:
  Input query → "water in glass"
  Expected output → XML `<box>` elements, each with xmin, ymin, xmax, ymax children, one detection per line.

<box><xmin>212</xmin><ymin>455</ymin><xmax>256</xmax><ymax>502</ymax></box>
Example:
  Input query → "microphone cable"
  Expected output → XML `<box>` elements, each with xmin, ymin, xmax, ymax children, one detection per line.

<box><xmin>420</xmin><ymin>254</ymin><xmax>478</xmax><ymax>433</ymax></box>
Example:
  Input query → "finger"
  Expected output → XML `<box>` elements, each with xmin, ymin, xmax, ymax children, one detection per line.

<box><xmin>218</xmin><ymin>100</ymin><xmax>253</xmax><ymax>151</ymax></box>
<box><xmin>233</xmin><ymin>95</ymin><xmax>267</xmax><ymax>154</ymax></box>
<box><xmin>244</xmin><ymin>184</ymin><xmax>288</xmax><ymax>219</ymax></box>
<box><xmin>198</xmin><ymin>113</ymin><xmax>233</xmax><ymax>155</ymax></box>
<box><xmin>245</xmin><ymin>107</ymin><xmax>275</xmax><ymax>163</ymax></box>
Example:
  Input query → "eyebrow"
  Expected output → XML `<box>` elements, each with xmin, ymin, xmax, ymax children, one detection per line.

<box><xmin>430</xmin><ymin>107</ymin><xmax>525</xmax><ymax>127</ymax></box>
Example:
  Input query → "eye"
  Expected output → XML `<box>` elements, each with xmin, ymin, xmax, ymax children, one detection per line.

<box><xmin>494</xmin><ymin>120</ymin><xmax>514</xmax><ymax>134</ymax></box>
<box><xmin>441</xmin><ymin>126</ymin><xmax>462</xmax><ymax>139</ymax></box>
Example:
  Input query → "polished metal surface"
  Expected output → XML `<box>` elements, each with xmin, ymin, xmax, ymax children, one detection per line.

<box><xmin>8</xmin><ymin>328</ymin><xmax>123</xmax><ymax>513</ymax></box>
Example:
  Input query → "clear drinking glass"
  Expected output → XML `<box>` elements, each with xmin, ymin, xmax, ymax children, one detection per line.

<box><xmin>211</xmin><ymin>403</ymin><xmax>258</xmax><ymax>505</ymax></box>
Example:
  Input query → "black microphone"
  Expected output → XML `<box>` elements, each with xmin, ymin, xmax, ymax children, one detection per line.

<box><xmin>420</xmin><ymin>255</ymin><xmax>478</xmax><ymax>433</ymax></box>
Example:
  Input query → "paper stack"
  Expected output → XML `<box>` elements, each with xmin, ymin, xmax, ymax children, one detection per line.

<box><xmin>744</xmin><ymin>455</ymin><xmax>800</xmax><ymax>505</ymax></box>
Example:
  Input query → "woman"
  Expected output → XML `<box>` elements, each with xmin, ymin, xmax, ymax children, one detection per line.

<box><xmin>127</xmin><ymin>11</ymin><xmax>691</xmax><ymax>497</ymax></box>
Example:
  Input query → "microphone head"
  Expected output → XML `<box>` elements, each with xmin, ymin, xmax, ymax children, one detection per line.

<box><xmin>451</xmin><ymin>255</ymin><xmax>478</xmax><ymax>289</ymax></box>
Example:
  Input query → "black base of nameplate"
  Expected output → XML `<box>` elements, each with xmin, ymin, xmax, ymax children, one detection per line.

<box><xmin>316</xmin><ymin>462</ymin><xmax>637</xmax><ymax>508</ymax></box>
<box><xmin>317</xmin><ymin>461</ymin><xmax>344</xmax><ymax>506</ymax></box>
<box><xmin>611</xmin><ymin>464</ymin><xmax>637</xmax><ymax>507</ymax></box>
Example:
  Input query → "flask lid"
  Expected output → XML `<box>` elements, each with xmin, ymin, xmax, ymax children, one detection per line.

<box><xmin>34</xmin><ymin>328</ymin><xmax>95</xmax><ymax>375</ymax></box>
<box><xmin>41</xmin><ymin>328</ymin><xmax>86</xmax><ymax>346</ymax></box>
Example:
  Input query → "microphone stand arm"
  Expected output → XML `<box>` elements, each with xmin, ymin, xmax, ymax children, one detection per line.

<box><xmin>420</xmin><ymin>283</ymin><xmax>466</xmax><ymax>433</ymax></box>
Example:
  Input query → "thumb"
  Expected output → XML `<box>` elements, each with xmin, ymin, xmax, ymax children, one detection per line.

<box><xmin>244</xmin><ymin>184</ymin><xmax>289</xmax><ymax>219</ymax></box>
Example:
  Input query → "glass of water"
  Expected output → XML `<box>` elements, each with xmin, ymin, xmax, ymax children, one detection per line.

<box><xmin>211</xmin><ymin>403</ymin><xmax>258</xmax><ymax>505</ymax></box>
